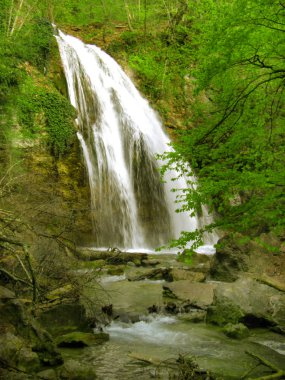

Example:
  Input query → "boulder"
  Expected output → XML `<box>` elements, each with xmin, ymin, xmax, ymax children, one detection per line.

<box><xmin>38</xmin><ymin>303</ymin><xmax>90</xmax><ymax>336</ymax></box>
<box><xmin>56</xmin><ymin>331</ymin><xmax>109</xmax><ymax>348</ymax></box>
<box><xmin>207</xmin><ymin>277</ymin><xmax>285</xmax><ymax>330</ymax></box>
<box><xmin>163</xmin><ymin>281</ymin><xmax>216</xmax><ymax>309</ymax></box>
<box><xmin>210</xmin><ymin>233</ymin><xmax>285</xmax><ymax>283</ymax></box>
<box><xmin>210</xmin><ymin>234</ymin><xmax>249</xmax><ymax>282</ymax></box>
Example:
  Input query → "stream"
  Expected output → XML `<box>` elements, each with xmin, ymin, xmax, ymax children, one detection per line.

<box><xmin>61</xmin><ymin>252</ymin><xmax>285</xmax><ymax>380</ymax></box>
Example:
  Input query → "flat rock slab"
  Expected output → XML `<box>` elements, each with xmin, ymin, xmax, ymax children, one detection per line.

<box><xmin>163</xmin><ymin>281</ymin><xmax>216</xmax><ymax>309</ymax></box>
<box><xmin>126</xmin><ymin>267</ymin><xmax>171</xmax><ymax>281</ymax></box>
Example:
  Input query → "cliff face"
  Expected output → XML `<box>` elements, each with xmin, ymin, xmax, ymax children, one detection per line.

<box><xmin>0</xmin><ymin>39</ymin><xmax>93</xmax><ymax>246</ymax></box>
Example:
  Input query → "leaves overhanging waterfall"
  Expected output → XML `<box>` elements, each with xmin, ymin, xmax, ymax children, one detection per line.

<box><xmin>56</xmin><ymin>30</ymin><xmax>204</xmax><ymax>250</ymax></box>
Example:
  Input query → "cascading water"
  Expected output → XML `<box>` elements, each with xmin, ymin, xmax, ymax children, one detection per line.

<box><xmin>56</xmin><ymin>31</ymin><xmax>212</xmax><ymax>250</ymax></box>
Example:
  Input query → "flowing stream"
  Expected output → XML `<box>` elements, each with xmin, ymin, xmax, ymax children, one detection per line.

<box><xmin>56</xmin><ymin>31</ymin><xmax>215</xmax><ymax>251</ymax></box>
<box><xmin>61</xmin><ymin>260</ymin><xmax>285</xmax><ymax>380</ymax></box>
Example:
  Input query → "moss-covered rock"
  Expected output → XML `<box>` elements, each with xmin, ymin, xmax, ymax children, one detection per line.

<box><xmin>0</xmin><ymin>286</ymin><xmax>63</xmax><ymax>375</ymax></box>
<box><xmin>222</xmin><ymin>323</ymin><xmax>250</xmax><ymax>339</ymax></box>
<box><xmin>207</xmin><ymin>299</ymin><xmax>244</xmax><ymax>326</ymax></box>
<box><xmin>207</xmin><ymin>277</ymin><xmax>285</xmax><ymax>330</ymax></box>
<box><xmin>38</xmin><ymin>303</ymin><xmax>90</xmax><ymax>336</ymax></box>
<box><xmin>0</xmin><ymin>332</ymin><xmax>40</xmax><ymax>373</ymax></box>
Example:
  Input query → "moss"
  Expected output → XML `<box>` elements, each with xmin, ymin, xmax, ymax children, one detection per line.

<box><xmin>17</xmin><ymin>73</ymin><xmax>76</xmax><ymax>156</ymax></box>
<box><xmin>222</xmin><ymin>323</ymin><xmax>250</xmax><ymax>339</ymax></box>
<box><xmin>56</xmin><ymin>331</ymin><xmax>109</xmax><ymax>348</ymax></box>
<box><xmin>206</xmin><ymin>300</ymin><xmax>244</xmax><ymax>326</ymax></box>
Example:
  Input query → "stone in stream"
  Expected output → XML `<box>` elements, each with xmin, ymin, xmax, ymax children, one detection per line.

<box><xmin>126</xmin><ymin>267</ymin><xmax>172</xmax><ymax>281</ymax></box>
<box><xmin>170</xmin><ymin>268</ymin><xmax>206</xmax><ymax>282</ymax></box>
<box><xmin>163</xmin><ymin>281</ymin><xmax>216</xmax><ymax>310</ymax></box>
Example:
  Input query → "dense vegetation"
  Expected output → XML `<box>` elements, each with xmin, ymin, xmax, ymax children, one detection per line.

<box><xmin>1</xmin><ymin>0</ymin><xmax>284</xmax><ymax>251</ymax></box>
<box><xmin>0</xmin><ymin>0</ymin><xmax>76</xmax><ymax>155</ymax></box>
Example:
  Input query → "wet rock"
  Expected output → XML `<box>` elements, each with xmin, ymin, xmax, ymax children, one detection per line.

<box><xmin>163</xmin><ymin>281</ymin><xmax>216</xmax><ymax>309</ymax></box>
<box><xmin>207</xmin><ymin>277</ymin><xmax>285</xmax><ymax>330</ymax></box>
<box><xmin>164</xmin><ymin>302</ymin><xmax>179</xmax><ymax>314</ymax></box>
<box><xmin>113</xmin><ymin>310</ymin><xmax>140</xmax><ymax>323</ymax></box>
<box><xmin>101</xmin><ymin>304</ymin><xmax>113</xmax><ymax>316</ymax></box>
<box><xmin>148</xmin><ymin>304</ymin><xmax>159</xmax><ymax>314</ymax></box>
<box><xmin>127</xmin><ymin>267</ymin><xmax>171</xmax><ymax>281</ymax></box>
<box><xmin>170</xmin><ymin>268</ymin><xmax>206</xmax><ymax>282</ymax></box>
<box><xmin>59</xmin><ymin>359</ymin><xmax>97</xmax><ymax>380</ymax></box>
<box><xmin>222</xmin><ymin>323</ymin><xmax>249</xmax><ymax>339</ymax></box>
<box><xmin>142</xmin><ymin>259</ymin><xmax>160</xmax><ymax>267</ymax></box>
<box><xmin>56</xmin><ymin>331</ymin><xmax>109</xmax><ymax>348</ymax></box>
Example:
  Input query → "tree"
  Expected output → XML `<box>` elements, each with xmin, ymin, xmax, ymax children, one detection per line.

<box><xmin>161</xmin><ymin>0</ymin><xmax>285</xmax><ymax>249</ymax></box>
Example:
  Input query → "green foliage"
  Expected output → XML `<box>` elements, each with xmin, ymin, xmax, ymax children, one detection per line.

<box><xmin>18</xmin><ymin>77</ymin><xmax>76</xmax><ymax>155</ymax></box>
<box><xmin>0</xmin><ymin>1</ymin><xmax>73</xmax><ymax>155</ymax></box>
<box><xmin>18</xmin><ymin>19</ymin><xmax>54</xmax><ymax>70</ymax></box>
<box><xmin>161</xmin><ymin>0</ymin><xmax>285</xmax><ymax>248</ymax></box>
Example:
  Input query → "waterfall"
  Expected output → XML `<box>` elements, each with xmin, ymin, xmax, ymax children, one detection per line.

<box><xmin>56</xmin><ymin>31</ymin><xmax>212</xmax><ymax>250</ymax></box>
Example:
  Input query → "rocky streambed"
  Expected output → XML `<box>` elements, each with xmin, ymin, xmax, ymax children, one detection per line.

<box><xmin>1</xmin><ymin>237</ymin><xmax>285</xmax><ymax>379</ymax></box>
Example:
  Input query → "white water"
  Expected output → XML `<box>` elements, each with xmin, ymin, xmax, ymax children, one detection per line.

<box><xmin>56</xmin><ymin>31</ymin><xmax>216</xmax><ymax>250</ymax></box>
<box><xmin>105</xmin><ymin>315</ymin><xmax>186</xmax><ymax>345</ymax></box>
